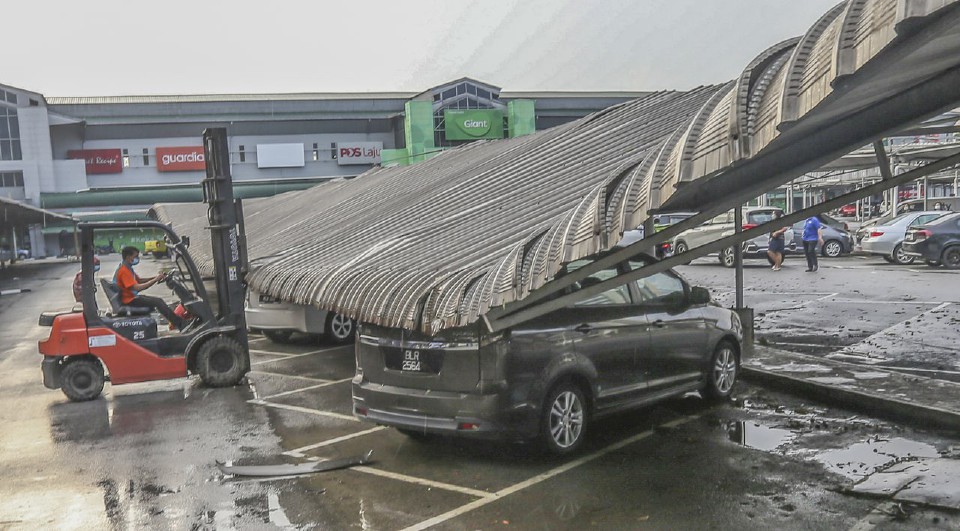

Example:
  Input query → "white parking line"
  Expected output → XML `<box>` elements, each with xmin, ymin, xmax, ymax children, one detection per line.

<box><xmin>250</xmin><ymin>349</ymin><xmax>297</xmax><ymax>358</ymax></box>
<box><xmin>250</xmin><ymin>346</ymin><xmax>349</xmax><ymax>366</ymax></box>
<box><xmin>258</xmin><ymin>378</ymin><xmax>352</xmax><ymax>400</ymax></box>
<box><xmin>401</xmin><ymin>413</ymin><xmax>703</xmax><ymax>531</ymax></box>
<box><xmin>282</xmin><ymin>427</ymin><xmax>387</xmax><ymax>457</ymax></box>
<box><xmin>248</xmin><ymin>400</ymin><xmax>360</xmax><ymax>422</ymax></box>
<box><xmin>248</xmin><ymin>370</ymin><xmax>334</xmax><ymax>383</ymax></box>
<box><xmin>353</xmin><ymin>466</ymin><xmax>495</xmax><ymax>499</ymax></box>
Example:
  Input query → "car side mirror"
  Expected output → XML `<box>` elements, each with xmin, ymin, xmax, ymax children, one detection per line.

<box><xmin>690</xmin><ymin>286</ymin><xmax>711</xmax><ymax>305</ymax></box>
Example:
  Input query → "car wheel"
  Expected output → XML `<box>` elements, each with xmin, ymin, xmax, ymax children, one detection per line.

<box><xmin>719</xmin><ymin>247</ymin><xmax>737</xmax><ymax>268</ymax></box>
<box><xmin>703</xmin><ymin>341</ymin><xmax>738</xmax><ymax>401</ymax></box>
<box><xmin>673</xmin><ymin>241</ymin><xmax>691</xmax><ymax>264</ymax></box>
<box><xmin>61</xmin><ymin>358</ymin><xmax>105</xmax><ymax>402</ymax></box>
<box><xmin>263</xmin><ymin>329</ymin><xmax>295</xmax><ymax>344</ymax></box>
<box><xmin>942</xmin><ymin>246</ymin><xmax>960</xmax><ymax>270</ymax></box>
<box><xmin>925</xmin><ymin>259</ymin><xmax>941</xmax><ymax>268</ymax></box>
<box><xmin>196</xmin><ymin>335</ymin><xmax>246</xmax><ymax>387</ymax></box>
<box><xmin>326</xmin><ymin>313</ymin><xmax>355</xmax><ymax>344</ymax></box>
<box><xmin>540</xmin><ymin>382</ymin><xmax>588</xmax><ymax>456</ymax></box>
<box><xmin>821</xmin><ymin>240</ymin><xmax>843</xmax><ymax>258</ymax></box>
<box><xmin>891</xmin><ymin>244</ymin><xmax>915</xmax><ymax>265</ymax></box>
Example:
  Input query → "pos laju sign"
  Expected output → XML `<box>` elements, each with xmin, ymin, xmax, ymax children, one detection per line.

<box><xmin>443</xmin><ymin>109</ymin><xmax>504</xmax><ymax>141</ymax></box>
<box><xmin>156</xmin><ymin>146</ymin><xmax>206</xmax><ymax>172</ymax></box>
<box><xmin>336</xmin><ymin>142</ymin><xmax>382</xmax><ymax>165</ymax></box>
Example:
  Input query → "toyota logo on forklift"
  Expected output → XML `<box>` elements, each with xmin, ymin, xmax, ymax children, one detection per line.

<box><xmin>37</xmin><ymin>128</ymin><xmax>253</xmax><ymax>402</ymax></box>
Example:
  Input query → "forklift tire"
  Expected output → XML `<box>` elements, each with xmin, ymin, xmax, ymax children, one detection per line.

<box><xmin>61</xmin><ymin>358</ymin><xmax>105</xmax><ymax>402</ymax></box>
<box><xmin>196</xmin><ymin>336</ymin><xmax>246</xmax><ymax>387</ymax></box>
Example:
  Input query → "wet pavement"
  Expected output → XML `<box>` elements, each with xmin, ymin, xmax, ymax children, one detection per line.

<box><xmin>1</xmin><ymin>257</ymin><xmax>960</xmax><ymax>529</ymax></box>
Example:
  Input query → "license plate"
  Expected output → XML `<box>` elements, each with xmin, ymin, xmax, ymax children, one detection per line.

<box><xmin>383</xmin><ymin>347</ymin><xmax>443</xmax><ymax>374</ymax></box>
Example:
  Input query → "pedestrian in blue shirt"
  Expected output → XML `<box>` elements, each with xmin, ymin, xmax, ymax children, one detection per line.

<box><xmin>802</xmin><ymin>216</ymin><xmax>824</xmax><ymax>272</ymax></box>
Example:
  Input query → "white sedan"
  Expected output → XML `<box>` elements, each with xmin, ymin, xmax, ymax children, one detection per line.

<box><xmin>859</xmin><ymin>211</ymin><xmax>947</xmax><ymax>264</ymax></box>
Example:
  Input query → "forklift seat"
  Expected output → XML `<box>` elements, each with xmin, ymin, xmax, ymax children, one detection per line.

<box><xmin>99</xmin><ymin>279</ymin><xmax>152</xmax><ymax>317</ymax></box>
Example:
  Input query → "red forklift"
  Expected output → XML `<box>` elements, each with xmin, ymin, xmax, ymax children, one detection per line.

<box><xmin>39</xmin><ymin>128</ymin><xmax>252</xmax><ymax>401</ymax></box>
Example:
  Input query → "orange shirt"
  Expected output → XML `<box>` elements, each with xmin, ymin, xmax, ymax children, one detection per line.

<box><xmin>115</xmin><ymin>265</ymin><xmax>140</xmax><ymax>304</ymax></box>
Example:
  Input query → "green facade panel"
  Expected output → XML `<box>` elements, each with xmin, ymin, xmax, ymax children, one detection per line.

<box><xmin>404</xmin><ymin>101</ymin><xmax>436</xmax><ymax>164</ymax></box>
<box><xmin>508</xmin><ymin>100</ymin><xmax>536</xmax><ymax>138</ymax></box>
<box><xmin>40</xmin><ymin>181</ymin><xmax>321</xmax><ymax>209</ymax></box>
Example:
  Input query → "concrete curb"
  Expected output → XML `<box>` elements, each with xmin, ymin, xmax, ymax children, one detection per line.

<box><xmin>741</xmin><ymin>366</ymin><xmax>960</xmax><ymax>432</ymax></box>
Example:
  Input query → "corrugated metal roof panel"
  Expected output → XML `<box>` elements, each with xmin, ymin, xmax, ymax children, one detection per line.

<box><xmin>153</xmin><ymin>0</ymin><xmax>960</xmax><ymax>334</ymax></box>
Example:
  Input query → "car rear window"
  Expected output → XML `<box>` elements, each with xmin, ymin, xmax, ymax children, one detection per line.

<box><xmin>924</xmin><ymin>212</ymin><xmax>960</xmax><ymax>226</ymax></box>
<box><xmin>747</xmin><ymin>210</ymin><xmax>781</xmax><ymax>224</ymax></box>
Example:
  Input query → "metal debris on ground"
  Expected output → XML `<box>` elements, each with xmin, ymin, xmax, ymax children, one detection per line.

<box><xmin>217</xmin><ymin>450</ymin><xmax>373</xmax><ymax>477</ymax></box>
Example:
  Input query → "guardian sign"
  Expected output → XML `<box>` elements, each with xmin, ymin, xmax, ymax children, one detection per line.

<box><xmin>156</xmin><ymin>146</ymin><xmax>206</xmax><ymax>172</ymax></box>
<box><xmin>444</xmin><ymin>109</ymin><xmax>504</xmax><ymax>141</ymax></box>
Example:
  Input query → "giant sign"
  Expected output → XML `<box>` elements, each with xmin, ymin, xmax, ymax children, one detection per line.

<box><xmin>156</xmin><ymin>146</ymin><xmax>206</xmax><ymax>172</ymax></box>
<box><xmin>67</xmin><ymin>149</ymin><xmax>123</xmax><ymax>174</ymax></box>
<box><xmin>443</xmin><ymin>109</ymin><xmax>504</xmax><ymax>141</ymax></box>
<box><xmin>336</xmin><ymin>142</ymin><xmax>382</xmax><ymax>165</ymax></box>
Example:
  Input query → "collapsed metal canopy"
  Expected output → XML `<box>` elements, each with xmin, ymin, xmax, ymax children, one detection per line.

<box><xmin>0</xmin><ymin>196</ymin><xmax>73</xmax><ymax>227</ymax></box>
<box><xmin>155</xmin><ymin>0</ymin><xmax>960</xmax><ymax>334</ymax></box>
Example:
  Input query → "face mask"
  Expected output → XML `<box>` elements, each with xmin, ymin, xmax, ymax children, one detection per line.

<box><xmin>131</xmin><ymin>257</ymin><xmax>140</xmax><ymax>266</ymax></box>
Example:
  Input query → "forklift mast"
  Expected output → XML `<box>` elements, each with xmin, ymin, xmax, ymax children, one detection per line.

<box><xmin>201</xmin><ymin>128</ymin><xmax>249</xmax><ymax>337</ymax></box>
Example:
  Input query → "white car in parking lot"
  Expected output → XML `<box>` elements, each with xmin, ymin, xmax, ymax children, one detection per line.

<box><xmin>860</xmin><ymin>211</ymin><xmax>947</xmax><ymax>264</ymax></box>
<box><xmin>246</xmin><ymin>290</ymin><xmax>356</xmax><ymax>344</ymax></box>
<box><xmin>672</xmin><ymin>207</ymin><xmax>794</xmax><ymax>267</ymax></box>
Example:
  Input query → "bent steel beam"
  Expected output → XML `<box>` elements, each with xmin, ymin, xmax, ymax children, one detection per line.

<box><xmin>485</xmin><ymin>151</ymin><xmax>960</xmax><ymax>332</ymax></box>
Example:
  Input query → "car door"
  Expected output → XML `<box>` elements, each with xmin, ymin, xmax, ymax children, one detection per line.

<box><xmin>561</xmin><ymin>261</ymin><xmax>649</xmax><ymax>410</ymax></box>
<box><xmin>687</xmin><ymin>212</ymin><xmax>732</xmax><ymax>248</ymax></box>
<box><xmin>629</xmin><ymin>261</ymin><xmax>708</xmax><ymax>390</ymax></box>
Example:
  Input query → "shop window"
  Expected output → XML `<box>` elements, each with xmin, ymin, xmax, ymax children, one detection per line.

<box><xmin>239</xmin><ymin>145</ymin><xmax>245</xmax><ymax>163</ymax></box>
<box><xmin>122</xmin><ymin>148</ymin><xmax>130</xmax><ymax>168</ymax></box>
<box><xmin>142</xmin><ymin>148</ymin><xmax>149</xmax><ymax>166</ymax></box>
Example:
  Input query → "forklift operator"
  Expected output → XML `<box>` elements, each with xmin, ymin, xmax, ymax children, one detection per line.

<box><xmin>115</xmin><ymin>246</ymin><xmax>186</xmax><ymax>330</ymax></box>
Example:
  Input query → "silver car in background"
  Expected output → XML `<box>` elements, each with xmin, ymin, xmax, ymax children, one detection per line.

<box><xmin>672</xmin><ymin>207</ymin><xmax>794</xmax><ymax>267</ymax></box>
<box><xmin>859</xmin><ymin>211</ymin><xmax>947</xmax><ymax>264</ymax></box>
<box><xmin>246</xmin><ymin>290</ymin><xmax>356</xmax><ymax>344</ymax></box>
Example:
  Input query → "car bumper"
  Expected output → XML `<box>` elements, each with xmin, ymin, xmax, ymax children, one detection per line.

<box><xmin>902</xmin><ymin>240</ymin><xmax>940</xmax><ymax>260</ymax></box>
<box><xmin>859</xmin><ymin>238</ymin><xmax>896</xmax><ymax>256</ymax></box>
<box><xmin>352</xmin><ymin>377</ymin><xmax>536</xmax><ymax>440</ymax></box>
<box><xmin>245</xmin><ymin>302</ymin><xmax>328</xmax><ymax>333</ymax></box>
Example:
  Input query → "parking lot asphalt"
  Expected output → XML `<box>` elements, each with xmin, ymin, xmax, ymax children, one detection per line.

<box><xmin>676</xmin><ymin>253</ymin><xmax>960</xmax><ymax>430</ymax></box>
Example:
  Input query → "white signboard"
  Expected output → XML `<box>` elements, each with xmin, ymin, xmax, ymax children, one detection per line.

<box><xmin>336</xmin><ymin>142</ymin><xmax>383</xmax><ymax>166</ymax></box>
<box><xmin>256</xmin><ymin>143</ymin><xmax>305</xmax><ymax>168</ymax></box>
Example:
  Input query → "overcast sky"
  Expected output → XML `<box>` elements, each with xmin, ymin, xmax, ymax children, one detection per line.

<box><xmin>5</xmin><ymin>0</ymin><xmax>840</xmax><ymax>97</ymax></box>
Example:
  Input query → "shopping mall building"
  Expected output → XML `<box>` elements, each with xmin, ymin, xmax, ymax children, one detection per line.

<box><xmin>0</xmin><ymin>78</ymin><xmax>647</xmax><ymax>257</ymax></box>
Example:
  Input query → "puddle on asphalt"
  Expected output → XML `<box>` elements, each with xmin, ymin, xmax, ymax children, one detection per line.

<box><xmin>725</xmin><ymin>421</ymin><xmax>797</xmax><ymax>451</ymax></box>
<box><xmin>815</xmin><ymin>436</ymin><xmax>940</xmax><ymax>481</ymax></box>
